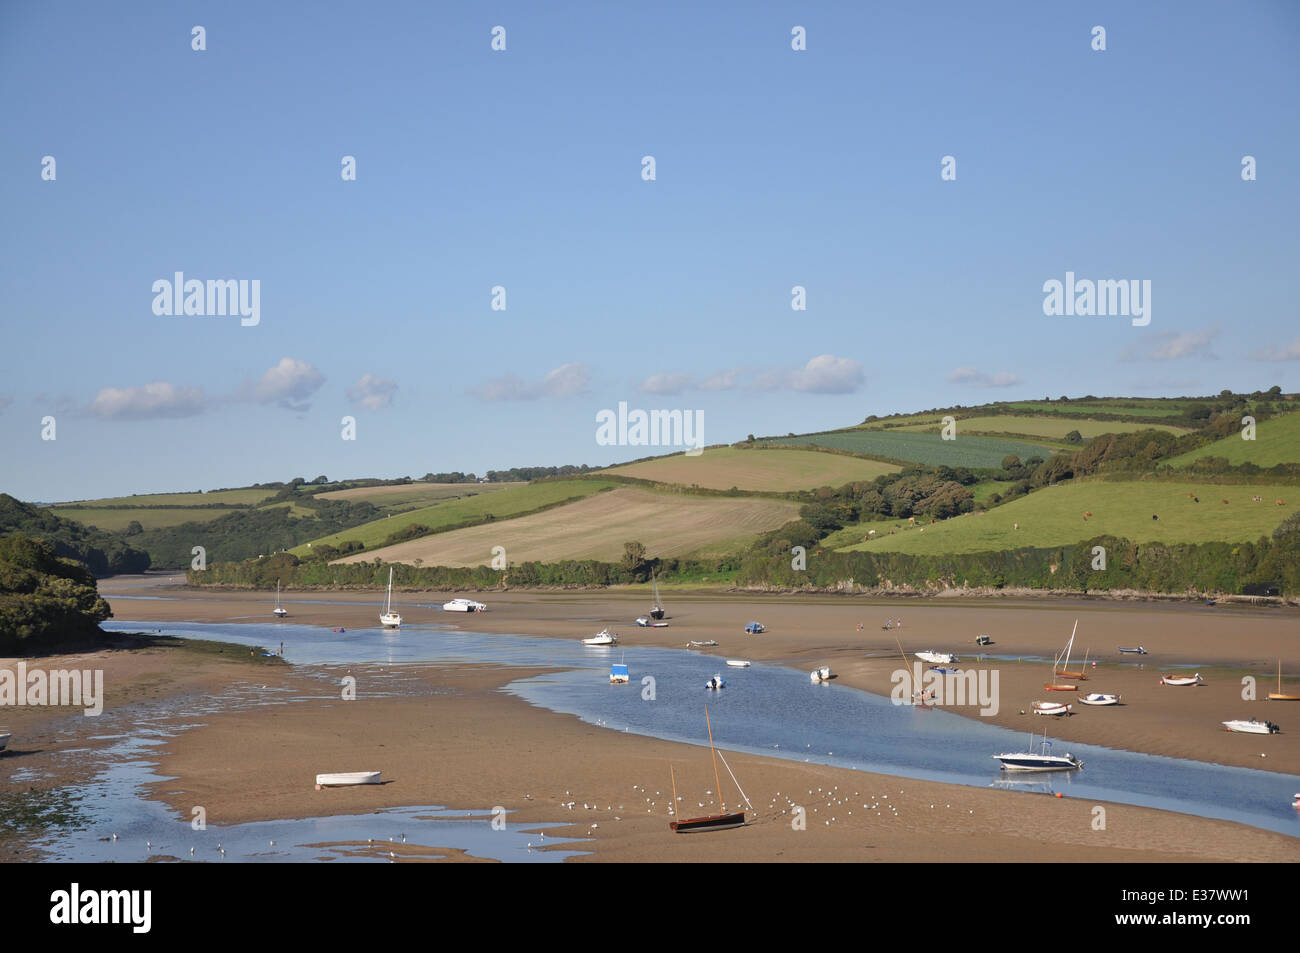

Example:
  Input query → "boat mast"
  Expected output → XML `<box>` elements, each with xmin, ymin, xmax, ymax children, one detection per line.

<box><xmin>669</xmin><ymin>763</ymin><xmax>679</xmax><ymax>819</ymax></box>
<box><xmin>705</xmin><ymin>707</ymin><xmax>725</xmax><ymax>813</ymax></box>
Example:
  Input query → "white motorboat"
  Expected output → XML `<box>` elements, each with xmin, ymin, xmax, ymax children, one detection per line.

<box><xmin>810</xmin><ymin>666</ymin><xmax>832</xmax><ymax>683</ymax></box>
<box><xmin>1159</xmin><ymin>673</ymin><xmax>1202</xmax><ymax>686</ymax></box>
<box><xmin>273</xmin><ymin>579</ymin><xmax>288</xmax><ymax>618</ymax></box>
<box><xmin>705</xmin><ymin>675</ymin><xmax>726</xmax><ymax>690</ymax></box>
<box><xmin>1222</xmin><ymin>719</ymin><xmax>1279</xmax><ymax>734</ymax></box>
<box><xmin>315</xmin><ymin>771</ymin><xmax>382</xmax><ymax>787</ymax></box>
<box><xmin>582</xmin><ymin>628</ymin><xmax>618</xmax><ymax>646</ymax></box>
<box><xmin>0</xmin><ymin>730</ymin><xmax>10</xmax><ymax>751</ymax></box>
<box><xmin>443</xmin><ymin>597</ymin><xmax>486</xmax><ymax>612</ymax></box>
<box><xmin>1032</xmin><ymin>700</ymin><xmax>1072</xmax><ymax>716</ymax></box>
<box><xmin>379</xmin><ymin>567</ymin><xmax>402</xmax><ymax>627</ymax></box>
<box><xmin>1077</xmin><ymin>693</ymin><xmax>1121</xmax><ymax>706</ymax></box>
<box><xmin>915</xmin><ymin>650</ymin><xmax>958</xmax><ymax>665</ymax></box>
<box><xmin>993</xmin><ymin>734</ymin><xmax>1083</xmax><ymax>772</ymax></box>
<box><xmin>726</xmin><ymin>660</ymin><xmax>751</xmax><ymax>668</ymax></box>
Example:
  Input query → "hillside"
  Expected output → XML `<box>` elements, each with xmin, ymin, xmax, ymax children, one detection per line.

<box><xmin>606</xmin><ymin>447</ymin><xmax>900</xmax><ymax>491</ymax></box>
<box><xmin>1164</xmin><ymin>411</ymin><xmax>1300</xmax><ymax>469</ymax></box>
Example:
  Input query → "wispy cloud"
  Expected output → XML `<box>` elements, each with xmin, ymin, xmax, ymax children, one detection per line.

<box><xmin>638</xmin><ymin>372</ymin><xmax>693</xmax><ymax>396</ymax></box>
<box><xmin>1121</xmin><ymin>327</ymin><xmax>1219</xmax><ymax>362</ymax></box>
<box><xmin>88</xmin><ymin>382</ymin><xmax>206</xmax><ymax>420</ymax></box>
<box><xmin>252</xmin><ymin>357</ymin><xmax>326</xmax><ymax>411</ymax></box>
<box><xmin>347</xmin><ymin>374</ymin><xmax>398</xmax><ymax>411</ymax></box>
<box><xmin>947</xmin><ymin>367</ymin><xmax>1022</xmax><ymax>388</ymax></box>
<box><xmin>698</xmin><ymin>368</ymin><xmax>740</xmax><ymax>392</ymax></box>
<box><xmin>756</xmin><ymin>354</ymin><xmax>864</xmax><ymax>394</ymax></box>
<box><xmin>1248</xmin><ymin>335</ymin><xmax>1300</xmax><ymax>362</ymax></box>
<box><xmin>470</xmin><ymin>361</ymin><xmax>590</xmax><ymax>401</ymax></box>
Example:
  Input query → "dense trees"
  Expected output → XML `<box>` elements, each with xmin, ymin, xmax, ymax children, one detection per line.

<box><xmin>0</xmin><ymin>534</ymin><xmax>112</xmax><ymax>652</ymax></box>
<box><xmin>0</xmin><ymin>494</ymin><xmax>150</xmax><ymax>575</ymax></box>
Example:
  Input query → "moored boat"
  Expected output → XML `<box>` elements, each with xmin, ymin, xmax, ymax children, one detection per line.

<box><xmin>1032</xmin><ymin>700</ymin><xmax>1072</xmax><ymax>716</ymax></box>
<box><xmin>993</xmin><ymin>733</ymin><xmax>1082</xmax><ymax>772</ymax></box>
<box><xmin>581</xmin><ymin>628</ymin><xmax>618</xmax><ymax>647</ymax></box>
<box><xmin>1077</xmin><ymin>693</ymin><xmax>1121</xmax><ymax>706</ymax></box>
<box><xmin>1267</xmin><ymin>659</ymin><xmax>1299</xmax><ymax>701</ymax></box>
<box><xmin>1222</xmin><ymin>719</ymin><xmax>1279</xmax><ymax>734</ymax></box>
<box><xmin>686</xmin><ymin>640</ymin><xmax>718</xmax><ymax>648</ymax></box>
<box><xmin>379</xmin><ymin>567</ymin><xmax>402</xmax><ymax>628</ymax></box>
<box><xmin>649</xmin><ymin>572</ymin><xmax>666</xmax><ymax>620</ymax></box>
<box><xmin>443</xmin><ymin>597</ymin><xmax>486</xmax><ymax>612</ymax></box>
<box><xmin>668</xmin><ymin>709</ymin><xmax>751</xmax><ymax>833</ymax></box>
<box><xmin>1159</xmin><ymin>673</ymin><xmax>1202</xmax><ymax>686</ymax></box>
<box><xmin>1118</xmin><ymin>646</ymin><xmax>1148</xmax><ymax>655</ymax></box>
<box><xmin>725</xmin><ymin>660</ymin><xmax>751</xmax><ymax>668</ymax></box>
<box><xmin>273</xmin><ymin>579</ymin><xmax>288</xmax><ymax>618</ymax></box>
<box><xmin>315</xmin><ymin>771</ymin><xmax>382</xmax><ymax>787</ymax></box>
<box><xmin>705</xmin><ymin>675</ymin><xmax>726</xmax><ymax>690</ymax></box>
<box><xmin>915</xmin><ymin>650</ymin><xmax>958</xmax><ymax>664</ymax></box>
<box><xmin>810</xmin><ymin>666</ymin><xmax>832</xmax><ymax>683</ymax></box>
<box><xmin>0</xmin><ymin>729</ymin><xmax>10</xmax><ymax>751</ymax></box>
<box><xmin>744</xmin><ymin>621</ymin><xmax>764</xmax><ymax>634</ymax></box>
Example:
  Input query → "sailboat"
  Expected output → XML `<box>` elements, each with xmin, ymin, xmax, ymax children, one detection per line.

<box><xmin>273</xmin><ymin>579</ymin><xmax>288</xmax><ymax>618</ymax></box>
<box><xmin>649</xmin><ymin>571</ymin><xmax>666</xmax><ymax>620</ymax></box>
<box><xmin>1268</xmin><ymin>660</ymin><xmax>1300</xmax><ymax>701</ymax></box>
<box><xmin>668</xmin><ymin>709</ymin><xmax>750</xmax><ymax>832</ymax></box>
<box><xmin>379</xmin><ymin>567</ymin><xmax>402</xmax><ymax>627</ymax></box>
<box><xmin>1044</xmin><ymin>621</ymin><xmax>1082</xmax><ymax>691</ymax></box>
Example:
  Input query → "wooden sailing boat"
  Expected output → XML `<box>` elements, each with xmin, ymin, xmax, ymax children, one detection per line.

<box><xmin>1044</xmin><ymin>620</ymin><xmax>1081</xmax><ymax>691</ymax></box>
<box><xmin>273</xmin><ymin>579</ymin><xmax>288</xmax><ymax>618</ymax></box>
<box><xmin>1268</xmin><ymin>659</ymin><xmax>1300</xmax><ymax>701</ymax></box>
<box><xmin>668</xmin><ymin>708</ymin><xmax>750</xmax><ymax>833</ymax></box>
<box><xmin>649</xmin><ymin>571</ymin><xmax>666</xmax><ymax>620</ymax></box>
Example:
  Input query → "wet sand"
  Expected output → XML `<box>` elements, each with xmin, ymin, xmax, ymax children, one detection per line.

<box><xmin>2</xmin><ymin>575</ymin><xmax>1294</xmax><ymax>862</ymax></box>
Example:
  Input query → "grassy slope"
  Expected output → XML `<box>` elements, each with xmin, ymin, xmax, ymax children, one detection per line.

<box><xmin>831</xmin><ymin>480</ymin><xmax>1297</xmax><ymax>555</ymax></box>
<box><xmin>891</xmin><ymin>415</ymin><xmax>1190</xmax><ymax>438</ymax></box>
<box><xmin>292</xmin><ymin>479</ymin><xmax>620</xmax><ymax>552</ymax></box>
<box><xmin>606</xmin><ymin>447</ymin><xmax>900</xmax><ymax>491</ymax></box>
<box><xmin>1164</xmin><ymin>411</ymin><xmax>1300</xmax><ymax>468</ymax></box>
<box><xmin>335</xmin><ymin>487</ymin><xmax>800</xmax><ymax>566</ymax></box>
<box><xmin>760</xmin><ymin>431</ymin><xmax>1057</xmax><ymax>469</ymax></box>
<box><xmin>49</xmin><ymin>507</ymin><xmax>231</xmax><ymax>532</ymax></box>
<box><xmin>314</xmin><ymin>482</ymin><xmax>520</xmax><ymax>509</ymax></box>
<box><xmin>54</xmin><ymin>488</ymin><xmax>277</xmax><ymax>507</ymax></box>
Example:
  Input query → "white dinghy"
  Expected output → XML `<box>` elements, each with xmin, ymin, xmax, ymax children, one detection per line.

<box><xmin>810</xmin><ymin>666</ymin><xmax>832</xmax><ymax>683</ymax></box>
<box><xmin>316</xmin><ymin>771</ymin><xmax>382</xmax><ymax>788</ymax></box>
<box><xmin>1032</xmin><ymin>700</ymin><xmax>1072</xmax><ymax>716</ymax></box>
<box><xmin>1077</xmin><ymin>693</ymin><xmax>1121</xmax><ymax>706</ymax></box>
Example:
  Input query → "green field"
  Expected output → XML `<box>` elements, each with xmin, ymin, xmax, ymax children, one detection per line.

<box><xmin>1164</xmin><ymin>412</ymin><xmax>1300</xmax><ymax>468</ymax></box>
<box><xmin>51</xmin><ymin>507</ymin><xmax>231</xmax><ymax>532</ymax></box>
<box><xmin>54</xmin><ymin>488</ymin><xmax>277</xmax><ymax>508</ymax></box>
<box><xmin>292</xmin><ymin>479</ymin><xmax>621</xmax><ymax>552</ymax></box>
<box><xmin>891</xmin><ymin>415</ymin><xmax>1190</xmax><ymax>438</ymax></box>
<box><xmin>1002</xmin><ymin>401</ymin><xmax>1189</xmax><ymax>418</ymax></box>
<box><xmin>338</xmin><ymin>487</ymin><xmax>800</xmax><ymax>567</ymax></box>
<box><xmin>833</xmin><ymin>480</ymin><xmax>1296</xmax><ymax>556</ymax></box>
<box><xmin>606</xmin><ymin>447</ymin><xmax>900</xmax><ymax>491</ymax></box>
<box><xmin>760</xmin><ymin>431</ymin><xmax>1056</xmax><ymax>469</ymax></box>
<box><xmin>314</xmin><ymin>481</ymin><xmax>519</xmax><ymax>508</ymax></box>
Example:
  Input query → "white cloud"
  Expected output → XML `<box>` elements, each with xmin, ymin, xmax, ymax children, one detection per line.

<box><xmin>698</xmin><ymin>369</ymin><xmax>740</xmax><ymax>392</ymax></box>
<box><xmin>639</xmin><ymin>372</ymin><xmax>693</xmax><ymax>396</ymax></box>
<box><xmin>88</xmin><ymin>382</ymin><xmax>205</xmax><ymax>420</ymax></box>
<box><xmin>1249</xmin><ymin>336</ymin><xmax>1300</xmax><ymax>362</ymax></box>
<box><xmin>471</xmin><ymin>362</ymin><xmax>590</xmax><ymax>401</ymax></box>
<box><xmin>253</xmin><ymin>357</ymin><xmax>326</xmax><ymax>411</ymax></box>
<box><xmin>347</xmin><ymin>374</ymin><xmax>398</xmax><ymax>411</ymax></box>
<box><xmin>789</xmin><ymin>354</ymin><xmax>865</xmax><ymax>394</ymax></box>
<box><xmin>947</xmin><ymin>367</ymin><xmax>1022</xmax><ymax>388</ymax></box>
<box><xmin>1121</xmin><ymin>327</ymin><xmax>1218</xmax><ymax>362</ymax></box>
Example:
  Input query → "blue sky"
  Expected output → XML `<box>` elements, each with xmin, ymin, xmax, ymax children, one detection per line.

<box><xmin>2</xmin><ymin>1</ymin><xmax>1298</xmax><ymax>501</ymax></box>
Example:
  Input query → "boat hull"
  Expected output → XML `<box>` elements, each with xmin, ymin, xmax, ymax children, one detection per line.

<box><xmin>0</xmin><ymin>732</ymin><xmax>10</xmax><ymax>751</ymax></box>
<box><xmin>1222</xmin><ymin>720</ymin><xmax>1279</xmax><ymax>734</ymax></box>
<box><xmin>993</xmin><ymin>756</ymin><xmax>1081</xmax><ymax>771</ymax></box>
<box><xmin>1077</xmin><ymin>694</ymin><xmax>1120</xmax><ymax>706</ymax></box>
<box><xmin>670</xmin><ymin>811</ymin><xmax>745</xmax><ymax>833</ymax></box>
<box><xmin>316</xmin><ymin>771</ymin><xmax>382</xmax><ymax>787</ymax></box>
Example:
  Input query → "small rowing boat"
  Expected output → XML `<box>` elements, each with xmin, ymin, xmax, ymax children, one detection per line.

<box><xmin>1159</xmin><ymin>673</ymin><xmax>1202</xmax><ymax>686</ymax></box>
<box><xmin>686</xmin><ymin>640</ymin><xmax>718</xmax><ymax>648</ymax></box>
<box><xmin>1077</xmin><ymin>693</ymin><xmax>1121</xmax><ymax>706</ymax></box>
<box><xmin>1032</xmin><ymin>700</ymin><xmax>1072</xmax><ymax>716</ymax></box>
<box><xmin>1117</xmin><ymin>646</ymin><xmax>1148</xmax><ymax>655</ymax></box>
<box><xmin>725</xmin><ymin>660</ymin><xmax>751</xmax><ymax>668</ymax></box>
<box><xmin>316</xmin><ymin>771</ymin><xmax>381</xmax><ymax>788</ymax></box>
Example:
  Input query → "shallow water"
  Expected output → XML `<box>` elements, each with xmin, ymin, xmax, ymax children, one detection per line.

<box><xmin>101</xmin><ymin>620</ymin><xmax>1300</xmax><ymax>840</ymax></box>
